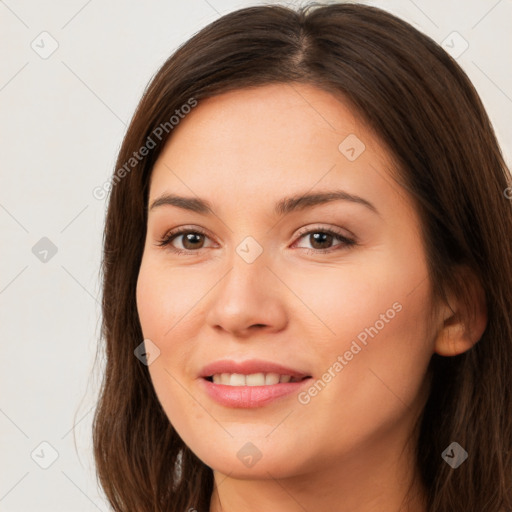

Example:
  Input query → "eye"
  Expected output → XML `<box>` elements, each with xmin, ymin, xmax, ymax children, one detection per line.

<box><xmin>292</xmin><ymin>226</ymin><xmax>357</xmax><ymax>254</ymax></box>
<box><xmin>155</xmin><ymin>225</ymin><xmax>357</xmax><ymax>255</ymax></box>
<box><xmin>155</xmin><ymin>227</ymin><xmax>214</xmax><ymax>254</ymax></box>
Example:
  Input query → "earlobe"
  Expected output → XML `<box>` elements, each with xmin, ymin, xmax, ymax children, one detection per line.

<box><xmin>433</xmin><ymin>268</ymin><xmax>488</xmax><ymax>357</ymax></box>
<box><xmin>434</xmin><ymin>311</ymin><xmax>476</xmax><ymax>357</ymax></box>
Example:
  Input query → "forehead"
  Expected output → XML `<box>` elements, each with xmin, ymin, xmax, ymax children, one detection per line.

<box><xmin>148</xmin><ymin>83</ymin><xmax>409</xmax><ymax>218</ymax></box>
<box><xmin>154</xmin><ymin>83</ymin><xmax>373</xmax><ymax>167</ymax></box>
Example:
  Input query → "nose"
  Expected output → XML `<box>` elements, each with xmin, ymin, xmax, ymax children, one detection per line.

<box><xmin>205</xmin><ymin>247</ymin><xmax>288</xmax><ymax>338</ymax></box>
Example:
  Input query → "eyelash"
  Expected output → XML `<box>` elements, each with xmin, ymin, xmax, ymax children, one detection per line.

<box><xmin>155</xmin><ymin>225</ymin><xmax>357</xmax><ymax>256</ymax></box>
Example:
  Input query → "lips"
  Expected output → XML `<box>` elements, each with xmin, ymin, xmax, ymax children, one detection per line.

<box><xmin>199</xmin><ymin>359</ymin><xmax>311</xmax><ymax>381</ymax></box>
<box><xmin>209</xmin><ymin>373</ymin><xmax>302</xmax><ymax>386</ymax></box>
<box><xmin>198</xmin><ymin>359</ymin><xmax>312</xmax><ymax>408</ymax></box>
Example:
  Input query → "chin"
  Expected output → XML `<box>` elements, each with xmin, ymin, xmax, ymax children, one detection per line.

<box><xmin>185</xmin><ymin>436</ymin><xmax>306</xmax><ymax>478</ymax></box>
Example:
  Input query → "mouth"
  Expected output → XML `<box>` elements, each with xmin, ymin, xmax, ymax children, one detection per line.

<box><xmin>204</xmin><ymin>373</ymin><xmax>310</xmax><ymax>386</ymax></box>
<box><xmin>198</xmin><ymin>359</ymin><xmax>312</xmax><ymax>408</ymax></box>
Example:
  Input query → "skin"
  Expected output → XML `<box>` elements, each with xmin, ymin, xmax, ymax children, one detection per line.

<box><xmin>136</xmin><ymin>83</ymin><xmax>487</xmax><ymax>511</ymax></box>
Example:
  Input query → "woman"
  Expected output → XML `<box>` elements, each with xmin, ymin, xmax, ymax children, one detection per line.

<box><xmin>93</xmin><ymin>3</ymin><xmax>512</xmax><ymax>511</ymax></box>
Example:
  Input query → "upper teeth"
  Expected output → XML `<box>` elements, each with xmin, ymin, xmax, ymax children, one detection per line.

<box><xmin>211</xmin><ymin>373</ymin><xmax>296</xmax><ymax>386</ymax></box>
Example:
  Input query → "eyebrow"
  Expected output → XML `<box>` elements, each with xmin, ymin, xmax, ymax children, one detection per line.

<box><xmin>149</xmin><ymin>190</ymin><xmax>379</xmax><ymax>217</ymax></box>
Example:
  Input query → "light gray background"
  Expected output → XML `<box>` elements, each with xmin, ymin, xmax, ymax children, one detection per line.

<box><xmin>1</xmin><ymin>0</ymin><xmax>511</xmax><ymax>510</ymax></box>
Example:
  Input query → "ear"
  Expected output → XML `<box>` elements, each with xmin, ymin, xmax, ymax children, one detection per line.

<box><xmin>433</xmin><ymin>266</ymin><xmax>488</xmax><ymax>357</ymax></box>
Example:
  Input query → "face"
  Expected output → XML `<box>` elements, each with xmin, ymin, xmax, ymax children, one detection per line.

<box><xmin>136</xmin><ymin>83</ymin><xmax>439</xmax><ymax>480</ymax></box>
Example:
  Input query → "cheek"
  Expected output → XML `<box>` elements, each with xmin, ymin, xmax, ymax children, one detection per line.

<box><xmin>136</xmin><ymin>260</ymin><xmax>207</xmax><ymax>390</ymax></box>
<box><xmin>287</xmin><ymin>246</ymin><xmax>433</xmax><ymax>405</ymax></box>
<box><xmin>136</xmin><ymin>260</ymin><xmax>159</xmax><ymax>337</ymax></box>
<box><xmin>277</xmin><ymin>252</ymin><xmax>426</xmax><ymax>350</ymax></box>
<box><xmin>136</xmin><ymin>262</ymin><xmax>201</xmax><ymax>439</ymax></box>
<box><xmin>136</xmin><ymin>259</ymin><xmax>196</xmax><ymax>340</ymax></box>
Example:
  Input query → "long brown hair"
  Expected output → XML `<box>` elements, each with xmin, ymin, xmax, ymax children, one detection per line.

<box><xmin>93</xmin><ymin>3</ymin><xmax>512</xmax><ymax>511</ymax></box>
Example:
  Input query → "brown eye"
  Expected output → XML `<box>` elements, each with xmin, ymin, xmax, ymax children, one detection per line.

<box><xmin>308</xmin><ymin>232</ymin><xmax>335</xmax><ymax>250</ymax></box>
<box><xmin>156</xmin><ymin>228</ymin><xmax>212</xmax><ymax>253</ymax></box>
<box><xmin>180</xmin><ymin>232</ymin><xmax>206</xmax><ymax>250</ymax></box>
<box><xmin>294</xmin><ymin>227</ymin><xmax>356</xmax><ymax>254</ymax></box>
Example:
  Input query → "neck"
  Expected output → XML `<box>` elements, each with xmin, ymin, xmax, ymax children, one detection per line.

<box><xmin>209</xmin><ymin>432</ymin><xmax>428</xmax><ymax>512</ymax></box>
